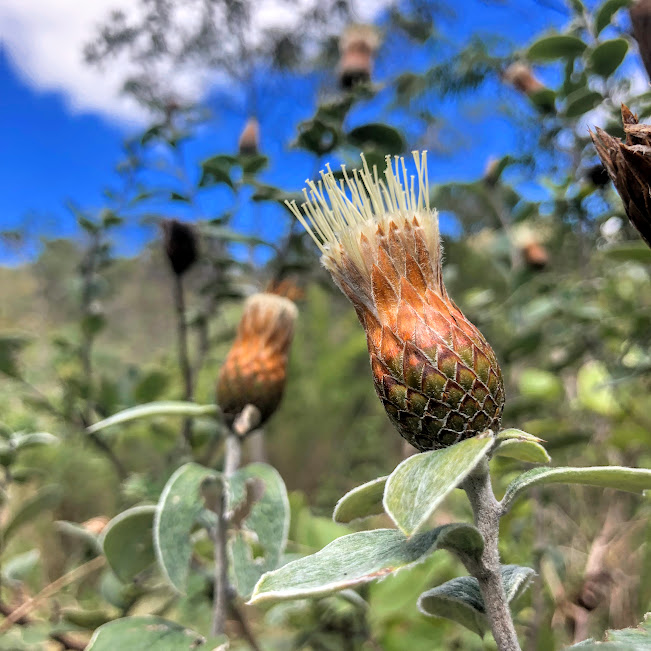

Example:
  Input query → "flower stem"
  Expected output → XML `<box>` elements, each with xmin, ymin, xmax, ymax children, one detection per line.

<box><xmin>462</xmin><ymin>460</ymin><xmax>521</xmax><ymax>651</ymax></box>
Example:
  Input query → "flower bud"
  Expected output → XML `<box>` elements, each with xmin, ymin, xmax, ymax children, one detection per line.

<box><xmin>338</xmin><ymin>24</ymin><xmax>380</xmax><ymax>90</ymax></box>
<box><xmin>522</xmin><ymin>241</ymin><xmax>548</xmax><ymax>270</ymax></box>
<box><xmin>287</xmin><ymin>153</ymin><xmax>505</xmax><ymax>451</ymax></box>
<box><xmin>503</xmin><ymin>63</ymin><xmax>545</xmax><ymax>96</ymax></box>
<box><xmin>591</xmin><ymin>105</ymin><xmax>651</xmax><ymax>247</ymax></box>
<box><xmin>239</xmin><ymin>117</ymin><xmax>259</xmax><ymax>156</ymax></box>
<box><xmin>162</xmin><ymin>219</ymin><xmax>198</xmax><ymax>276</ymax></box>
<box><xmin>217</xmin><ymin>293</ymin><xmax>298</xmax><ymax>426</ymax></box>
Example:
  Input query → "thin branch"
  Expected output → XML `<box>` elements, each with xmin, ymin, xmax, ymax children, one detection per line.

<box><xmin>172</xmin><ymin>273</ymin><xmax>194</xmax><ymax>446</ymax></box>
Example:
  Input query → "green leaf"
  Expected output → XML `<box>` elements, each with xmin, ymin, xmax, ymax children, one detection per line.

<box><xmin>595</xmin><ymin>0</ymin><xmax>633</xmax><ymax>36</ymax></box>
<box><xmin>502</xmin><ymin>466</ymin><xmax>651</xmax><ymax>512</ymax></box>
<box><xmin>418</xmin><ymin>565</ymin><xmax>535</xmax><ymax>637</ymax></box>
<box><xmin>4</xmin><ymin>485</ymin><xmax>61</xmax><ymax>544</ymax></box>
<box><xmin>333</xmin><ymin>476</ymin><xmax>388</xmax><ymax>524</ymax></box>
<box><xmin>518</xmin><ymin>369</ymin><xmax>563</xmax><ymax>402</ymax></box>
<box><xmin>497</xmin><ymin>428</ymin><xmax>544</xmax><ymax>444</ymax></box>
<box><xmin>240</xmin><ymin>154</ymin><xmax>269</xmax><ymax>176</ymax></box>
<box><xmin>0</xmin><ymin>333</ymin><xmax>31</xmax><ymax>379</ymax></box>
<box><xmin>564</xmin><ymin>88</ymin><xmax>604</xmax><ymax>117</ymax></box>
<box><xmin>577</xmin><ymin>361</ymin><xmax>620</xmax><ymax>416</ymax></box>
<box><xmin>199</xmin><ymin>155</ymin><xmax>236</xmax><ymax>190</ymax></box>
<box><xmin>2</xmin><ymin>550</ymin><xmax>40</xmax><ymax>585</ymax></box>
<box><xmin>494</xmin><ymin>439</ymin><xmax>551</xmax><ymax>464</ymax></box>
<box><xmin>589</xmin><ymin>39</ymin><xmax>628</xmax><ymax>77</ymax></box>
<box><xmin>101</xmin><ymin>506</ymin><xmax>156</xmax><ymax>583</ymax></box>
<box><xmin>528</xmin><ymin>35</ymin><xmax>587</xmax><ymax>60</ymax></box>
<box><xmin>249</xmin><ymin>523</ymin><xmax>482</xmax><ymax>604</ymax></box>
<box><xmin>604</xmin><ymin>241</ymin><xmax>651</xmax><ymax>263</ymax></box>
<box><xmin>56</xmin><ymin>521</ymin><xmax>103</xmax><ymax>554</ymax></box>
<box><xmin>228</xmin><ymin>463</ymin><xmax>290</xmax><ymax>598</ymax></box>
<box><xmin>86</xmin><ymin>616</ymin><xmax>227</xmax><ymax>650</ymax></box>
<box><xmin>170</xmin><ymin>192</ymin><xmax>191</xmax><ymax>203</ymax></box>
<box><xmin>62</xmin><ymin>608</ymin><xmax>114</xmax><ymax>630</ymax></box>
<box><xmin>529</xmin><ymin>88</ymin><xmax>556</xmax><ymax>113</ymax></box>
<box><xmin>384</xmin><ymin>433</ymin><xmax>494</xmax><ymax>536</ymax></box>
<box><xmin>12</xmin><ymin>432</ymin><xmax>58</xmax><ymax>451</ymax></box>
<box><xmin>87</xmin><ymin>402</ymin><xmax>218</xmax><ymax>435</ymax></box>
<box><xmin>155</xmin><ymin>463</ymin><xmax>220</xmax><ymax>592</ymax></box>
<box><xmin>346</xmin><ymin>124</ymin><xmax>406</xmax><ymax>155</ymax></box>
<box><xmin>563</xmin><ymin>612</ymin><xmax>651</xmax><ymax>649</ymax></box>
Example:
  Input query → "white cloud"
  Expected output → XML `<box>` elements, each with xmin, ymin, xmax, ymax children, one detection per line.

<box><xmin>0</xmin><ymin>0</ymin><xmax>388</xmax><ymax>125</ymax></box>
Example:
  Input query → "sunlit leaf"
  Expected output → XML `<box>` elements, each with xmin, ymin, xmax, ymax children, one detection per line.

<box><xmin>493</xmin><ymin>439</ymin><xmax>551</xmax><ymax>464</ymax></box>
<box><xmin>528</xmin><ymin>35</ymin><xmax>587</xmax><ymax>60</ymax></box>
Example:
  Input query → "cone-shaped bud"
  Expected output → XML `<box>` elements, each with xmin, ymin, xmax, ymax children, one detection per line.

<box><xmin>591</xmin><ymin>105</ymin><xmax>651</xmax><ymax>247</ymax></box>
<box><xmin>522</xmin><ymin>241</ymin><xmax>548</xmax><ymax>270</ymax></box>
<box><xmin>239</xmin><ymin>117</ymin><xmax>259</xmax><ymax>156</ymax></box>
<box><xmin>503</xmin><ymin>63</ymin><xmax>545</xmax><ymax>96</ymax></box>
<box><xmin>630</xmin><ymin>0</ymin><xmax>651</xmax><ymax>83</ymax></box>
<box><xmin>286</xmin><ymin>152</ymin><xmax>505</xmax><ymax>451</ymax></box>
<box><xmin>217</xmin><ymin>293</ymin><xmax>298</xmax><ymax>426</ymax></box>
<box><xmin>338</xmin><ymin>24</ymin><xmax>380</xmax><ymax>90</ymax></box>
<box><xmin>162</xmin><ymin>219</ymin><xmax>198</xmax><ymax>276</ymax></box>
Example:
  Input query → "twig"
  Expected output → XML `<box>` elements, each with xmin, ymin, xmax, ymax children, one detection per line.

<box><xmin>172</xmin><ymin>273</ymin><xmax>194</xmax><ymax>446</ymax></box>
<box><xmin>231</xmin><ymin>601</ymin><xmax>263</xmax><ymax>651</ymax></box>
<box><xmin>0</xmin><ymin>556</ymin><xmax>105</xmax><ymax>633</ymax></box>
<box><xmin>0</xmin><ymin>601</ymin><xmax>86</xmax><ymax>650</ymax></box>
<box><xmin>462</xmin><ymin>460</ymin><xmax>522</xmax><ymax>651</ymax></box>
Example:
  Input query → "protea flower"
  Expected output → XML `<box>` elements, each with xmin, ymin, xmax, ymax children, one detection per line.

<box><xmin>217</xmin><ymin>293</ymin><xmax>298</xmax><ymax>426</ymax></box>
<box><xmin>286</xmin><ymin>152</ymin><xmax>505</xmax><ymax>451</ymax></box>
<box><xmin>239</xmin><ymin>117</ymin><xmax>259</xmax><ymax>156</ymax></box>
<box><xmin>591</xmin><ymin>105</ymin><xmax>651</xmax><ymax>247</ymax></box>
<box><xmin>162</xmin><ymin>219</ymin><xmax>198</xmax><ymax>276</ymax></box>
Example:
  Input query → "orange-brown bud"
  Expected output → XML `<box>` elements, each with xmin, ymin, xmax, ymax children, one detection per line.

<box><xmin>503</xmin><ymin>63</ymin><xmax>545</xmax><ymax>96</ymax></box>
<box><xmin>338</xmin><ymin>24</ymin><xmax>380</xmax><ymax>90</ymax></box>
<box><xmin>217</xmin><ymin>293</ymin><xmax>298</xmax><ymax>426</ymax></box>
<box><xmin>81</xmin><ymin>516</ymin><xmax>109</xmax><ymax>536</ymax></box>
<box><xmin>287</xmin><ymin>153</ymin><xmax>505</xmax><ymax>451</ymax></box>
<box><xmin>522</xmin><ymin>241</ymin><xmax>549</xmax><ymax>270</ymax></box>
<box><xmin>239</xmin><ymin>117</ymin><xmax>260</xmax><ymax>156</ymax></box>
<box><xmin>591</xmin><ymin>105</ymin><xmax>651</xmax><ymax>248</ymax></box>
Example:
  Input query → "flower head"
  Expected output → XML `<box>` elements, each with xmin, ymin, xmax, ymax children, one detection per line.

<box><xmin>286</xmin><ymin>152</ymin><xmax>505</xmax><ymax>450</ymax></box>
<box><xmin>217</xmin><ymin>292</ymin><xmax>298</xmax><ymax>426</ymax></box>
<box><xmin>162</xmin><ymin>219</ymin><xmax>198</xmax><ymax>276</ymax></box>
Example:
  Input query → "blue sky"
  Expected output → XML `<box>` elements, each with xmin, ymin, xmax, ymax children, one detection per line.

<box><xmin>0</xmin><ymin>0</ymin><xmax>631</xmax><ymax>265</ymax></box>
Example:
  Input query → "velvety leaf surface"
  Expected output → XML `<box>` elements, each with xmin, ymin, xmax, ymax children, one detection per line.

<box><xmin>494</xmin><ymin>439</ymin><xmax>551</xmax><ymax>464</ymax></box>
<box><xmin>384</xmin><ymin>434</ymin><xmax>493</xmax><ymax>535</ymax></box>
<box><xmin>333</xmin><ymin>476</ymin><xmax>388</xmax><ymax>523</ymax></box>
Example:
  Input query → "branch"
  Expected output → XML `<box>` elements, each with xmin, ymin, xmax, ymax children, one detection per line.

<box><xmin>172</xmin><ymin>274</ymin><xmax>194</xmax><ymax>446</ymax></box>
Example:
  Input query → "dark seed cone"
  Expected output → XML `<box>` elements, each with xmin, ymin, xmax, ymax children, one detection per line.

<box><xmin>217</xmin><ymin>293</ymin><xmax>297</xmax><ymax>427</ymax></box>
<box><xmin>163</xmin><ymin>219</ymin><xmax>198</xmax><ymax>275</ymax></box>
<box><xmin>287</xmin><ymin>153</ymin><xmax>505</xmax><ymax>451</ymax></box>
<box><xmin>591</xmin><ymin>105</ymin><xmax>651</xmax><ymax>247</ymax></box>
<box><xmin>630</xmin><ymin>0</ymin><xmax>651</xmax><ymax>83</ymax></box>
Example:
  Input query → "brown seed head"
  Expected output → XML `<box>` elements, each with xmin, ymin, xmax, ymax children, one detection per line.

<box><xmin>338</xmin><ymin>24</ymin><xmax>380</xmax><ymax>90</ymax></box>
<box><xmin>239</xmin><ymin>117</ymin><xmax>260</xmax><ymax>156</ymax></box>
<box><xmin>217</xmin><ymin>293</ymin><xmax>298</xmax><ymax>426</ymax></box>
<box><xmin>591</xmin><ymin>105</ymin><xmax>651</xmax><ymax>247</ymax></box>
<box><xmin>286</xmin><ymin>153</ymin><xmax>505</xmax><ymax>450</ymax></box>
<box><xmin>162</xmin><ymin>219</ymin><xmax>198</xmax><ymax>276</ymax></box>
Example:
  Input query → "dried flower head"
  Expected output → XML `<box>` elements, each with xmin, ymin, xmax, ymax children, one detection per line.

<box><xmin>286</xmin><ymin>152</ymin><xmax>505</xmax><ymax>450</ymax></box>
<box><xmin>503</xmin><ymin>63</ymin><xmax>544</xmax><ymax>96</ymax></box>
<box><xmin>162</xmin><ymin>219</ymin><xmax>198</xmax><ymax>276</ymax></box>
<box><xmin>338</xmin><ymin>24</ymin><xmax>380</xmax><ymax>90</ymax></box>
<box><xmin>591</xmin><ymin>105</ymin><xmax>651</xmax><ymax>247</ymax></box>
<box><xmin>217</xmin><ymin>293</ymin><xmax>298</xmax><ymax>426</ymax></box>
<box><xmin>239</xmin><ymin>117</ymin><xmax>260</xmax><ymax>156</ymax></box>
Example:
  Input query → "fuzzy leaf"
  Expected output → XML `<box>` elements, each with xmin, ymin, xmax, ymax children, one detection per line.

<box><xmin>102</xmin><ymin>506</ymin><xmax>156</xmax><ymax>583</ymax></box>
<box><xmin>494</xmin><ymin>439</ymin><xmax>551</xmax><ymax>464</ymax></box>
<box><xmin>154</xmin><ymin>463</ymin><xmax>220</xmax><ymax>592</ymax></box>
<box><xmin>86</xmin><ymin>616</ymin><xmax>227</xmax><ymax>650</ymax></box>
<box><xmin>249</xmin><ymin>524</ymin><xmax>482</xmax><ymax>604</ymax></box>
<box><xmin>418</xmin><ymin>565</ymin><xmax>535</xmax><ymax>637</ymax></box>
<box><xmin>87</xmin><ymin>402</ymin><xmax>218</xmax><ymax>435</ymax></box>
<box><xmin>502</xmin><ymin>466</ymin><xmax>651</xmax><ymax>512</ymax></box>
<box><xmin>497</xmin><ymin>428</ymin><xmax>544</xmax><ymax>443</ymax></box>
<box><xmin>333</xmin><ymin>476</ymin><xmax>388</xmax><ymax>523</ymax></box>
<box><xmin>384</xmin><ymin>434</ymin><xmax>494</xmax><ymax>536</ymax></box>
<box><xmin>228</xmin><ymin>463</ymin><xmax>290</xmax><ymax>598</ymax></box>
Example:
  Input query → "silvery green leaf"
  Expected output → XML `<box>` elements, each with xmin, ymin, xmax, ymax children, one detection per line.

<box><xmin>502</xmin><ymin>466</ymin><xmax>651</xmax><ymax>512</ymax></box>
<box><xmin>86</xmin><ymin>616</ymin><xmax>228</xmax><ymax>650</ymax></box>
<box><xmin>333</xmin><ymin>476</ymin><xmax>388</xmax><ymax>523</ymax></box>
<box><xmin>384</xmin><ymin>433</ymin><xmax>494</xmax><ymax>536</ymax></box>
<box><xmin>418</xmin><ymin>564</ymin><xmax>535</xmax><ymax>637</ymax></box>
<box><xmin>563</xmin><ymin>611</ymin><xmax>651</xmax><ymax>649</ymax></box>
<box><xmin>101</xmin><ymin>505</ymin><xmax>156</xmax><ymax>583</ymax></box>
<box><xmin>87</xmin><ymin>401</ymin><xmax>218</xmax><ymax>435</ymax></box>
<box><xmin>497</xmin><ymin>428</ymin><xmax>544</xmax><ymax>443</ymax></box>
<box><xmin>228</xmin><ymin>463</ymin><xmax>290</xmax><ymax>598</ymax></box>
<box><xmin>154</xmin><ymin>463</ymin><xmax>220</xmax><ymax>592</ymax></box>
<box><xmin>494</xmin><ymin>439</ymin><xmax>551</xmax><ymax>464</ymax></box>
<box><xmin>248</xmin><ymin>523</ymin><xmax>482</xmax><ymax>604</ymax></box>
<box><xmin>12</xmin><ymin>432</ymin><xmax>58</xmax><ymax>450</ymax></box>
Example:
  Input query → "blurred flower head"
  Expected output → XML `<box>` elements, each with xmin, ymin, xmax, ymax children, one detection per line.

<box><xmin>338</xmin><ymin>24</ymin><xmax>380</xmax><ymax>90</ymax></box>
<box><xmin>239</xmin><ymin>117</ymin><xmax>260</xmax><ymax>156</ymax></box>
<box><xmin>591</xmin><ymin>105</ymin><xmax>651</xmax><ymax>248</ymax></box>
<box><xmin>287</xmin><ymin>152</ymin><xmax>504</xmax><ymax>450</ymax></box>
<box><xmin>162</xmin><ymin>219</ymin><xmax>199</xmax><ymax>276</ymax></box>
<box><xmin>217</xmin><ymin>292</ymin><xmax>298</xmax><ymax>427</ymax></box>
